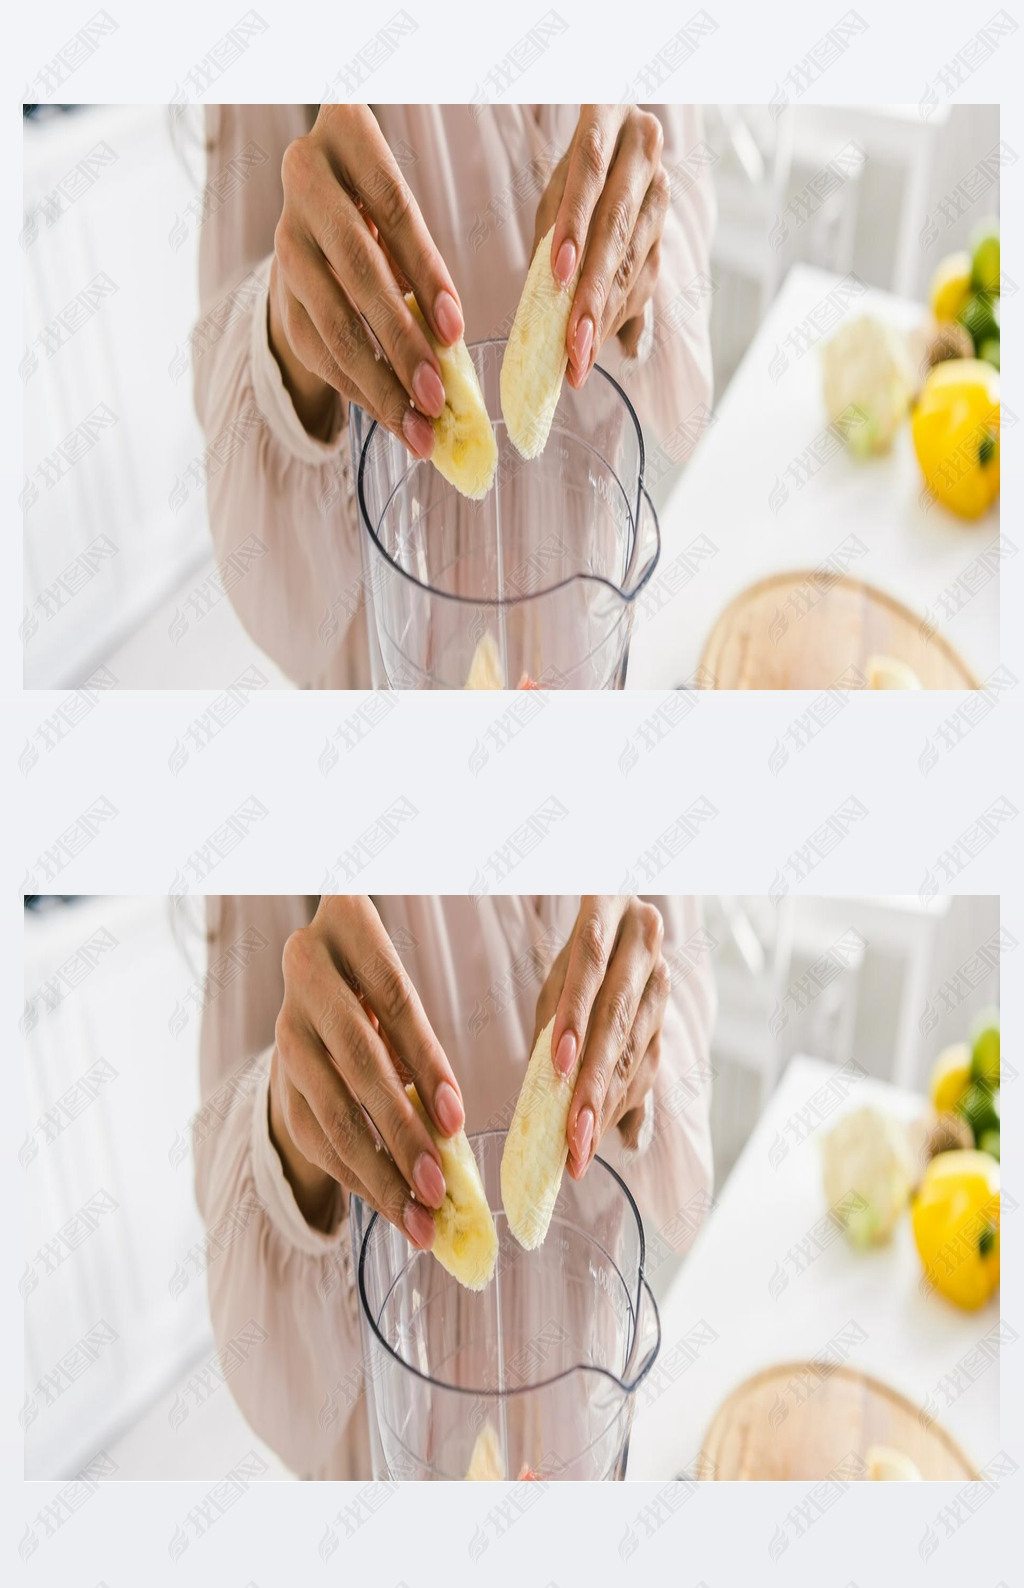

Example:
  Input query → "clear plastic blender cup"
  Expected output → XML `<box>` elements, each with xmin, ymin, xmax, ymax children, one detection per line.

<box><xmin>351</xmin><ymin>342</ymin><xmax>661</xmax><ymax>689</ymax></box>
<box><xmin>353</xmin><ymin>1130</ymin><xmax>661</xmax><ymax>1480</ymax></box>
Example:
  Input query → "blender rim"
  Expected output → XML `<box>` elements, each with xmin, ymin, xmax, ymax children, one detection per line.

<box><xmin>356</xmin><ymin>1128</ymin><xmax>662</xmax><ymax>1400</ymax></box>
<box><xmin>355</xmin><ymin>340</ymin><xmax>661</xmax><ymax>610</ymax></box>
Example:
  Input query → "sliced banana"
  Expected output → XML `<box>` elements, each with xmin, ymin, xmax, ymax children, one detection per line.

<box><xmin>405</xmin><ymin>293</ymin><xmax>497</xmax><ymax>499</ymax></box>
<box><xmin>465</xmin><ymin>1422</ymin><xmax>506</xmax><ymax>1480</ymax></box>
<box><xmin>500</xmin><ymin>225</ymin><xmax>580</xmax><ymax>460</ymax></box>
<box><xmin>866</xmin><ymin>1444</ymin><xmax>922</xmax><ymax>1480</ymax></box>
<box><xmin>406</xmin><ymin>1083</ymin><xmax>497</xmax><ymax>1291</ymax></box>
<box><xmin>867</xmin><ymin>655</ymin><xmax>923</xmax><ymax>690</ymax></box>
<box><xmin>501</xmin><ymin>1017</ymin><xmax>581</xmax><ymax>1251</ymax></box>
<box><xmin>464</xmin><ymin>631</ymin><xmax>506</xmax><ymax>690</ymax></box>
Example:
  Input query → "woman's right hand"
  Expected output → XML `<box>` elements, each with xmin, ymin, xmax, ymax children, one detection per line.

<box><xmin>270</xmin><ymin>895</ymin><xmax>465</xmax><ymax>1251</ymax></box>
<box><xmin>269</xmin><ymin>104</ymin><xmax>465</xmax><ymax>454</ymax></box>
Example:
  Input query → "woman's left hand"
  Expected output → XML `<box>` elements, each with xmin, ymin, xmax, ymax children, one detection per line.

<box><xmin>533</xmin><ymin>106</ymin><xmax>671</xmax><ymax>388</ymax></box>
<box><xmin>533</xmin><ymin>897</ymin><xmax>671</xmax><ymax>1178</ymax></box>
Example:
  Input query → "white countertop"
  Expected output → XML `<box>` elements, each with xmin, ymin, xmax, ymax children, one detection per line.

<box><xmin>628</xmin><ymin>264</ymin><xmax>1000</xmax><ymax>688</ymax></box>
<box><xmin>628</xmin><ymin>1056</ymin><xmax>1000</xmax><ymax>1478</ymax></box>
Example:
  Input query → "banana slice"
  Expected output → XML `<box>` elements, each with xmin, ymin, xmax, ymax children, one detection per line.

<box><xmin>465</xmin><ymin>1422</ymin><xmax>506</xmax><ymax>1480</ymax></box>
<box><xmin>500</xmin><ymin>225</ymin><xmax>580</xmax><ymax>460</ymax></box>
<box><xmin>405</xmin><ymin>293</ymin><xmax>497</xmax><ymax>499</ymax></box>
<box><xmin>464</xmin><ymin>631</ymin><xmax>506</xmax><ymax>690</ymax></box>
<box><xmin>867</xmin><ymin>655</ymin><xmax>923</xmax><ymax>690</ymax></box>
<box><xmin>866</xmin><ymin>1445</ymin><xmax>922</xmax><ymax>1480</ymax></box>
<box><xmin>501</xmin><ymin>1017</ymin><xmax>581</xmax><ymax>1251</ymax></box>
<box><xmin>407</xmin><ymin>1084</ymin><xmax>497</xmax><ymax>1290</ymax></box>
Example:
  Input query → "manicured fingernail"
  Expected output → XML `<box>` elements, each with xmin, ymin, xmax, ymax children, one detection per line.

<box><xmin>412</xmin><ymin>361</ymin><xmax>445</xmax><ymax>418</ymax></box>
<box><xmin>574</xmin><ymin>1107</ymin><xmax>594</xmax><ymax>1167</ymax></box>
<box><xmin>403</xmin><ymin>1202</ymin><xmax>435</xmax><ymax>1249</ymax></box>
<box><xmin>573</xmin><ymin>314</ymin><xmax>594</xmax><ymax>372</ymax></box>
<box><xmin>413</xmin><ymin>1152</ymin><xmax>446</xmax><ymax>1209</ymax></box>
<box><xmin>554</xmin><ymin>1030</ymin><xmax>577</xmax><ymax>1077</ymax></box>
<box><xmin>554</xmin><ymin>238</ymin><xmax>577</xmax><ymax>286</ymax></box>
<box><xmin>434</xmin><ymin>289</ymin><xmax>463</xmax><ymax>344</ymax></box>
<box><xmin>402</xmin><ymin>408</ymin><xmax>434</xmax><ymax>459</ymax></box>
<box><xmin>434</xmin><ymin>1081</ymin><xmax>464</xmax><ymax>1136</ymax></box>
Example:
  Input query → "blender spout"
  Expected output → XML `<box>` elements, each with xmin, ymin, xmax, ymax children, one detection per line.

<box><xmin>621</xmin><ymin>485</ymin><xmax>662</xmax><ymax>603</ymax></box>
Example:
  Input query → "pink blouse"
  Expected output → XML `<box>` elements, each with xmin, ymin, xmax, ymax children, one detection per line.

<box><xmin>193</xmin><ymin>106</ymin><xmax>715</xmax><ymax>687</ymax></box>
<box><xmin>195</xmin><ymin>895</ymin><xmax>715</xmax><ymax>1477</ymax></box>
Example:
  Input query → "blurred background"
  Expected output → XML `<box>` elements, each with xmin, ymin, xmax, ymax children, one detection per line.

<box><xmin>23</xmin><ymin>103</ymin><xmax>1001</xmax><ymax>689</ymax></box>
<box><xmin>22</xmin><ymin>893</ymin><xmax>1001</xmax><ymax>1479</ymax></box>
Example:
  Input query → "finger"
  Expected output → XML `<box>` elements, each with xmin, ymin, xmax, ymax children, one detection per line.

<box><xmin>616</xmin><ymin>1030</ymin><xmax>661</xmax><ymax>1130</ymax></box>
<box><xmin>292</xmin><ymin>1019</ymin><xmax>435</xmax><ymax>1235</ymax></box>
<box><xmin>327</xmin><ymin>109</ymin><xmax>465</xmax><ymax>348</ymax></box>
<box><xmin>550</xmin><ymin>106</ymin><xmax>623</xmax><ymax>291</ymax></box>
<box><xmin>283</xmin><ymin>133</ymin><xmax>445</xmax><ymax>400</ymax></box>
<box><xmin>282</xmin><ymin>927</ymin><xmax>446</xmax><ymax>1209</ymax></box>
<box><xmin>567</xmin><ymin>115</ymin><xmax>662</xmax><ymax>383</ymax></box>
<box><xmin>323</xmin><ymin>897</ymin><xmax>466</xmax><ymax>1140</ymax></box>
<box><xmin>600</xmin><ymin>978</ymin><xmax>663</xmax><ymax>1143</ymax></box>
<box><xmin>284</xmin><ymin>137</ymin><xmax>448</xmax><ymax>418</ymax></box>
<box><xmin>595</xmin><ymin>190</ymin><xmax>664</xmax><ymax>351</ymax></box>
<box><xmin>532</xmin><ymin>148</ymin><xmax>570</xmax><ymax>257</ymax></box>
<box><xmin>284</xmin><ymin>1081</ymin><xmax>434</xmax><ymax>1250</ymax></box>
<box><xmin>567</xmin><ymin>905</ymin><xmax>665</xmax><ymax>1175</ymax></box>
<box><xmin>532</xmin><ymin>939</ymin><xmax>571</xmax><ymax>1047</ymax></box>
<box><xmin>551</xmin><ymin>897</ymin><xmax>627</xmax><ymax>1084</ymax></box>
<box><xmin>281</xmin><ymin>254</ymin><xmax>435</xmax><ymax>460</ymax></box>
<box><xmin>611</xmin><ymin>249</ymin><xmax>661</xmax><ymax>357</ymax></box>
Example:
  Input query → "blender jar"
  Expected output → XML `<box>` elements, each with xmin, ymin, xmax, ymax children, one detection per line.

<box><xmin>351</xmin><ymin>342</ymin><xmax>661</xmax><ymax>689</ymax></box>
<box><xmin>354</xmin><ymin>1130</ymin><xmax>661</xmax><ymax>1480</ymax></box>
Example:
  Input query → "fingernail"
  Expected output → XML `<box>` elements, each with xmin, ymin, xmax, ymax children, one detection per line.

<box><xmin>434</xmin><ymin>289</ymin><xmax>463</xmax><ymax>344</ymax></box>
<box><xmin>554</xmin><ymin>238</ymin><xmax>577</xmax><ymax>286</ymax></box>
<box><xmin>402</xmin><ymin>408</ymin><xmax>434</xmax><ymax>459</ymax></box>
<box><xmin>574</xmin><ymin>1107</ymin><xmax>594</xmax><ymax>1167</ymax></box>
<box><xmin>403</xmin><ymin>1202</ymin><xmax>435</xmax><ymax>1248</ymax></box>
<box><xmin>434</xmin><ymin>1080</ymin><xmax>464</xmax><ymax>1136</ymax></box>
<box><xmin>413</xmin><ymin>1152</ymin><xmax>446</xmax><ymax>1209</ymax></box>
<box><xmin>553</xmin><ymin>1030</ymin><xmax>577</xmax><ymax>1077</ymax></box>
<box><xmin>412</xmin><ymin>361</ymin><xmax>445</xmax><ymax>418</ymax></box>
<box><xmin>573</xmin><ymin>314</ymin><xmax>594</xmax><ymax>372</ymax></box>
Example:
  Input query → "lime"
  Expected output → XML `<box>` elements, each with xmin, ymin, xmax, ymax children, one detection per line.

<box><xmin>970</xmin><ymin>1009</ymin><xmax>1000</xmax><ymax>1086</ymax></box>
<box><xmin>956</xmin><ymin>1081</ymin><xmax>999</xmax><ymax>1141</ymax></box>
<box><xmin>979</xmin><ymin>338</ymin><xmax>1000</xmax><ymax>371</ymax></box>
<box><xmin>978</xmin><ymin>1129</ymin><xmax>1000</xmax><ymax>1162</ymax></box>
<box><xmin>930</xmin><ymin>252</ymin><xmax>972</xmax><ymax>322</ymax></box>
<box><xmin>930</xmin><ymin>1042</ymin><xmax>972</xmax><ymax>1114</ymax></box>
<box><xmin>958</xmin><ymin>292</ymin><xmax>1000</xmax><ymax>353</ymax></box>
<box><xmin>970</xmin><ymin>220</ymin><xmax>1000</xmax><ymax>294</ymax></box>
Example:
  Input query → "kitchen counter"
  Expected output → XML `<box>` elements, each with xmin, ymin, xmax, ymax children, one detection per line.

<box><xmin>628</xmin><ymin>264</ymin><xmax>1000</xmax><ymax>689</ymax></box>
<box><xmin>627</xmin><ymin>1055</ymin><xmax>1001</xmax><ymax>1478</ymax></box>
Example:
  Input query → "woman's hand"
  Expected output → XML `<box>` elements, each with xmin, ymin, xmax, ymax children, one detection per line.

<box><xmin>533</xmin><ymin>106</ymin><xmax>671</xmax><ymax>388</ymax></box>
<box><xmin>269</xmin><ymin>104</ymin><xmax>465</xmax><ymax>453</ymax></box>
<box><xmin>533</xmin><ymin>897</ymin><xmax>671</xmax><ymax>1178</ymax></box>
<box><xmin>270</xmin><ymin>895</ymin><xmax>465</xmax><ymax>1250</ymax></box>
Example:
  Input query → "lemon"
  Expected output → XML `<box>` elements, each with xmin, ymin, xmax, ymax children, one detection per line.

<box><xmin>979</xmin><ymin>338</ymin><xmax>1000</xmax><ymax>371</ymax></box>
<box><xmin>970</xmin><ymin>1009</ymin><xmax>1000</xmax><ymax>1086</ymax></box>
<box><xmin>958</xmin><ymin>292</ymin><xmax>1000</xmax><ymax>353</ymax></box>
<box><xmin>970</xmin><ymin>220</ymin><xmax>1000</xmax><ymax>294</ymax></box>
<box><xmin>930</xmin><ymin>1042</ymin><xmax>972</xmax><ymax>1114</ymax></box>
<box><xmin>930</xmin><ymin>252</ymin><xmax>972</xmax><ymax>322</ymax></box>
<box><xmin>956</xmin><ymin>1081</ymin><xmax>999</xmax><ymax>1142</ymax></box>
<box><xmin>978</xmin><ymin>1129</ymin><xmax>1000</xmax><ymax>1163</ymax></box>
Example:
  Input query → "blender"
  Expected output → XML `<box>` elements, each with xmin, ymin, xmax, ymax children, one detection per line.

<box><xmin>353</xmin><ymin>1129</ymin><xmax>661</xmax><ymax>1480</ymax></box>
<box><xmin>351</xmin><ymin>342</ymin><xmax>661</xmax><ymax>689</ymax></box>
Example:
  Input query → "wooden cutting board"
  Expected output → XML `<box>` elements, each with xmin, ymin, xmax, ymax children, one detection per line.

<box><xmin>699</xmin><ymin>571</ymin><xmax>979</xmax><ymax>690</ymax></box>
<box><xmin>697</xmin><ymin>1362</ymin><xmax>979</xmax><ymax>1480</ymax></box>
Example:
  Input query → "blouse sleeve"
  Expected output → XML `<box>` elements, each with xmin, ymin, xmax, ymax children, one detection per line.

<box><xmin>193</xmin><ymin>895</ymin><xmax>368</xmax><ymax>1476</ymax></box>
<box><xmin>191</xmin><ymin>106</ymin><xmax>368</xmax><ymax>687</ymax></box>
